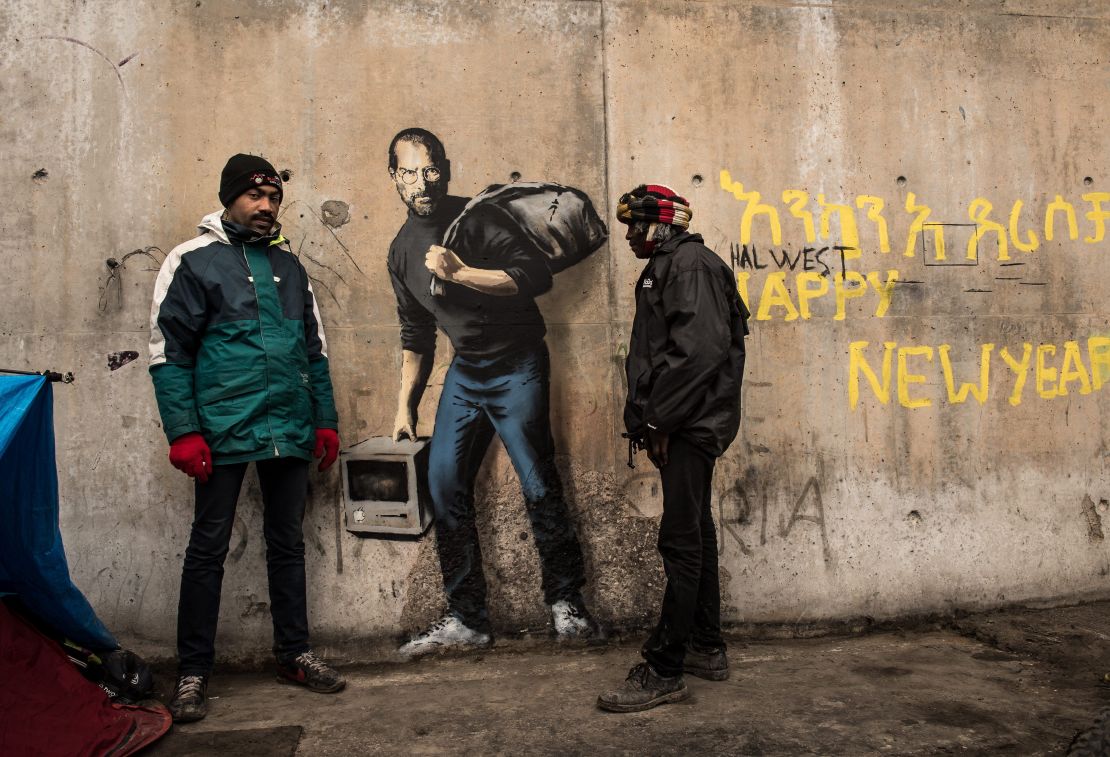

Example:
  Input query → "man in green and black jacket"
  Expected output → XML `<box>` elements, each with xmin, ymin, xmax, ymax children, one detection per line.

<box><xmin>148</xmin><ymin>154</ymin><xmax>344</xmax><ymax>723</ymax></box>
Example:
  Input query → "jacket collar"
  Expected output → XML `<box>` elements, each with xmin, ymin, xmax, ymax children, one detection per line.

<box><xmin>653</xmin><ymin>230</ymin><xmax>703</xmax><ymax>257</ymax></box>
<box><xmin>198</xmin><ymin>210</ymin><xmax>230</xmax><ymax>243</ymax></box>
<box><xmin>197</xmin><ymin>210</ymin><xmax>285</xmax><ymax>247</ymax></box>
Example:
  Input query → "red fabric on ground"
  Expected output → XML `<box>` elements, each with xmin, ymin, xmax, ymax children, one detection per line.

<box><xmin>0</xmin><ymin>602</ymin><xmax>171</xmax><ymax>756</ymax></box>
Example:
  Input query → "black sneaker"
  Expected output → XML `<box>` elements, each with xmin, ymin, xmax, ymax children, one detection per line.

<box><xmin>597</xmin><ymin>662</ymin><xmax>688</xmax><ymax>713</ymax></box>
<box><xmin>168</xmin><ymin>674</ymin><xmax>208</xmax><ymax>723</ymax></box>
<box><xmin>276</xmin><ymin>650</ymin><xmax>346</xmax><ymax>693</ymax></box>
<box><xmin>684</xmin><ymin>645</ymin><xmax>729</xmax><ymax>681</ymax></box>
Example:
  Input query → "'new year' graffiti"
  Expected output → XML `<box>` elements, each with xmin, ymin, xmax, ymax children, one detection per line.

<box><xmin>849</xmin><ymin>337</ymin><xmax>1110</xmax><ymax>409</ymax></box>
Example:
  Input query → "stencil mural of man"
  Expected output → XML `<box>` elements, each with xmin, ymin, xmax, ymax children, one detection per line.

<box><xmin>385</xmin><ymin>128</ymin><xmax>606</xmax><ymax>656</ymax></box>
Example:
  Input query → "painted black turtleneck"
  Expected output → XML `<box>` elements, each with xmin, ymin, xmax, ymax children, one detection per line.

<box><xmin>387</xmin><ymin>195</ymin><xmax>552</xmax><ymax>360</ymax></box>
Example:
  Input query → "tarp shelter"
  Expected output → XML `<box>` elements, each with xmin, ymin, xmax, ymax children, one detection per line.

<box><xmin>0</xmin><ymin>374</ymin><xmax>171</xmax><ymax>755</ymax></box>
<box><xmin>0</xmin><ymin>601</ymin><xmax>170</xmax><ymax>756</ymax></box>
<box><xmin>0</xmin><ymin>373</ymin><xmax>117</xmax><ymax>649</ymax></box>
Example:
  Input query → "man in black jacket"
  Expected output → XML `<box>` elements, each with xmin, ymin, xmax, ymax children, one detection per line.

<box><xmin>598</xmin><ymin>184</ymin><xmax>749</xmax><ymax>713</ymax></box>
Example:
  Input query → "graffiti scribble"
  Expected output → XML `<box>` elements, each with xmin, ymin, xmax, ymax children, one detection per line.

<box><xmin>306</xmin><ymin>205</ymin><xmax>365</xmax><ymax>275</ymax></box>
<box><xmin>99</xmin><ymin>247</ymin><xmax>165</xmax><ymax>313</ymax></box>
<box><xmin>290</xmin><ymin>233</ymin><xmax>343</xmax><ymax>308</ymax></box>
<box><xmin>36</xmin><ymin>36</ymin><xmax>136</xmax><ymax>89</ymax></box>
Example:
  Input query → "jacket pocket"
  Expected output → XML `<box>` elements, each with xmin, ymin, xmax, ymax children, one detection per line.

<box><xmin>196</xmin><ymin>368</ymin><xmax>266</xmax><ymax>405</ymax></box>
<box><xmin>196</xmin><ymin>370</ymin><xmax>269</xmax><ymax>455</ymax></box>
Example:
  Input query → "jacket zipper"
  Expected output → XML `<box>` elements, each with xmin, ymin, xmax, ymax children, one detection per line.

<box><xmin>242</xmin><ymin>244</ymin><xmax>281</xmax><ymax>458</ymax></box>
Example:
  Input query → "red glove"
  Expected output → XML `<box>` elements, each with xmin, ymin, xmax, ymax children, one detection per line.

<box><xmin>314</xmin><ymin>428</ymin><xmax>339</xmax><ymax>471</ymax></box>
<box><xmin>169</xmin><ymin>432</ymin><xmax>212</xmax><ymax>484</ymax></box>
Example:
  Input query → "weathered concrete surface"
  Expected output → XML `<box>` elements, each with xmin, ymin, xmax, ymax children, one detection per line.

<box><xmin>145</xmin><ymin>603</ymin><xmax>1110</xmax><ymax>755</ymax></box>
<box><xmin>1</xmin><ymin>0</ymin><xmax>1109</xmax><ymax>660</ymax></box>
<box><xmin>604</xmin><ymin>0</ymin><xmax>1110</xmax><ymax>626</ymax></box>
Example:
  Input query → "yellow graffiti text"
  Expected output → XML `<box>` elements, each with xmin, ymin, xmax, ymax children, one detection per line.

<box><xmin>848</xmin><ymin>337</ymin><xmax>1110</xmax><ymax>409</ymax></box>
<box><xmin>736</xmin><ymin>269</ymin><xmax>899</xmax><ymax>321</ymax></box>
<box><xmin>720</xmin><ymin>169</ymin><xmax>1109</xmax><ymax>263</ymax></box>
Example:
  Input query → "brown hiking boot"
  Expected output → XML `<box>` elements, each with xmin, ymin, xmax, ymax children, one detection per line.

<box><xmin>168</xmin><ymin>674</ymin><xmax>208</xmax><ymax>723</ymax></box>
<box><xmin>684</xmin><ymin>645</ymin><xmax>729</xmax><ymax>681</ymax></box>
<box><xmin>597</xmin><ymin>662</ymin><xmax>688</xmax><ymax>713</ymax></box>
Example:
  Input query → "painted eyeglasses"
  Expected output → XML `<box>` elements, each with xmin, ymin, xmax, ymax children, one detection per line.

<box><xmin>394</xmin><ymin>166</ymin><xmax>442</xmax><ymax>185</ymax></box>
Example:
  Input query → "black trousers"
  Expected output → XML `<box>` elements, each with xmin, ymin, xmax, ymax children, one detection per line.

<box><xmin>642</xmin><ymin>436</ymin><xmax>726</xmax><ymax>677</ymax></box>
<box><xmin>177</xmin><ymin>457</ymin><xmax>310</xmax><ymax>675</ymax></box>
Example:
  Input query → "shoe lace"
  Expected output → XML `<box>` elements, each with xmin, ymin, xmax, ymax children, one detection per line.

<box><xmin>560</xmin><ymin>602</ymin><xmax>583</xmax><ymax>620</ymax></box>
<box><xmin>416</xmin><ymin>616</ymin><xmax>454</xmax><ymax>638</ymax></box>
<box><xmin>294</xmin><ymin>651</ymin><xmax>330</xmax><ymax>675</ymax></box>
<box><xmin>625</xmin><ymin>663</ymin><xmax>649</xmax><ymax>687</ymax></box>
<box><xmin>175</xmin><ymin>675</ymin><xmax>205</xmax><ymax>699</ymax></box>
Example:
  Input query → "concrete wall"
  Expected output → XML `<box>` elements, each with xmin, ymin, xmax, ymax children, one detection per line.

<box><xmin>2</xmin><ymin>0</ymin><xmax>1108</xmax><ymax>661</ymax></box>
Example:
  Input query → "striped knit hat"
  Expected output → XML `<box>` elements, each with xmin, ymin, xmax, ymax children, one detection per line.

<box><xmin>616</xmin><ymin>184</ymin><xmax>692</xmax><ymax>229</ymax></box>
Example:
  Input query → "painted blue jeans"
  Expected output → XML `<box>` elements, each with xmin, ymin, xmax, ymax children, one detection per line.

<box><xmin>428</xmin><ymin>343</ymin><xmax>586</xmax><ymax>632</ymax></box>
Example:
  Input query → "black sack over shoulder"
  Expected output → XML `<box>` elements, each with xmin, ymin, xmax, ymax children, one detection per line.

<box><xmin>443</xmin><ymin>182</ymin><xmax>609</xmax><ymax>275</ymax></box>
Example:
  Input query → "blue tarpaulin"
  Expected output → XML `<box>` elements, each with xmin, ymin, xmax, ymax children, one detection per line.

<box><xmin>0</xmin><ymin>374</ymin><xmax>117</xmax><ymax>650</ymax></box>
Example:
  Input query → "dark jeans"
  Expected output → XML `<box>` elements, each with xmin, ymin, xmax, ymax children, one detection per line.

<box><xmin>177</xmin><ymin>457</ymin><xmax>310</xmax><ymax>675</ymax></box>
<box><xmin>642</xmin><ymin>436</ymin><xmax>725</xmax><ymax>677</ymax></box>
<box><xmin>428</xmin><ymin>344</ymin><xmax>586</xmax><ymax>631</ymax></box>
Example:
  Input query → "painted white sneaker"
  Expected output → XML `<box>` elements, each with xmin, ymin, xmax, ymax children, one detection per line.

<box><xmin>398</xmin><ymin>615</ymin><xmax>492</xmax><ymax>659</ymax></box>
<box><xmin>551</xmin><ymin>599</ymin><xmax>602</xmax><ymax>640</ymax></box>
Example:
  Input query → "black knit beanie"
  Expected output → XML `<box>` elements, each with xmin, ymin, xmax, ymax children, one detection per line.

<box><xmin>219</xmin><ymin>154</ymin><xmax>282</xmax><ymax>207</ymax></box>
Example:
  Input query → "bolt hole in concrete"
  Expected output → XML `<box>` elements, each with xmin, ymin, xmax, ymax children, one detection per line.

<box><xmin>32</xmin><ymin>168</ymin><xmax>48</xmax><ymax>181</ymax></box>
<box><xmin>692</xmin><ymin>174</ymin><xmax>704</xmax><ymax>187</ymax></box>
<box><xmin>907</xmin><ymin>509</ymin><xmax>923</xmax><ymax>524</ymax></box>
<box><xmin>510</xmin><ymin>171</ymin><xmax>522</xmax><ymax>182</ymax></box>
<box><xmin>1084</xmin><ymin>176</ymin><xmax>1094</xmax><ymax>186</ymax></box>
<box><xmin>896</xmin><ymin>175</ymin><xmax>907</xmax><ymax>187</ymax></box>
<box><xmin>280</xmin><ymin>168</ymin><xmax>293</xmax><ymax>182</ymax></box>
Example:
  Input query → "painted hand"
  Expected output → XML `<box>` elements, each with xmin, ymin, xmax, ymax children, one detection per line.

<box><xmin>393</xmin><ymin>409</ymin><xmax>417</xmax><ymax>442</ymax></box>
<box><xmin>169</xmin><ymin>432</ymin><xmax>212</xmax><ymax>484</ymax></box>
<box><xmin>646</xmin><ymin>428</ymin><xmax>669</xmax><ymax>469</ymax></box>
<box><xmin>314</xmin><ymin>428</ymin><xmax>340</xmax><ymax>471</ymax></box>
<box><xmin>425</xmin><ymin>245</ymin><xmax>465</xmax><ymax>281</ymax></box>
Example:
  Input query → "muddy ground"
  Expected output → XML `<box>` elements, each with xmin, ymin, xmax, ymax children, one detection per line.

<box><xmin>147</xmin><ymin>602</ymin><xmax>1110</xmax><ymax>756</ymax></box>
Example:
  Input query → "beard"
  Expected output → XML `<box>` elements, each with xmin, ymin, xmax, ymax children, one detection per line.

<box><xmin>398</xmin><ymin>183</ymin><xmax>445</xmax><ymax>217</ymax></box>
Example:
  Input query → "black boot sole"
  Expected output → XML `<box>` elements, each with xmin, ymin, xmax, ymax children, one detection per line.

<box><xmin>169</xmin><ymin>706</ymin><xmax>208</xmax><ymax>724</ymax></box>
<box><xmin>683</xmin><ymin>666</ymin><xmax>729</xmax><ymax>681</ymax></box>
<box><xmin>596</xmin><ymin>687</ymin><xmax>689</xmax><ymax>713</ymax></box>
<box><xmin>276</xmin><ymin>673</ymin><xmax>346</xmax><ymax>694</ymax></box>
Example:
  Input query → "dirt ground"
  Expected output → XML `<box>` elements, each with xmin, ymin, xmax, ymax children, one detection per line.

<box><xmin>145</xmin><ymin>602</ymin><xmax>1110</xmax><ymax>756</ymax></box>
